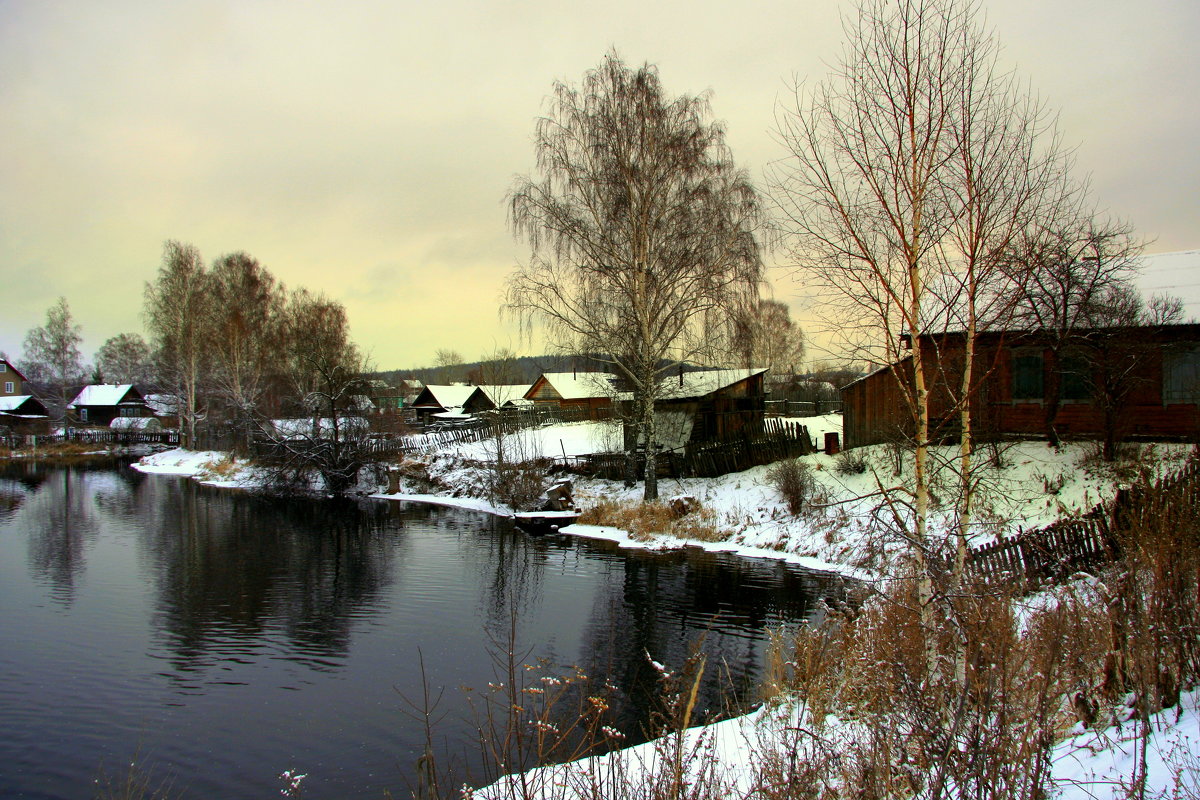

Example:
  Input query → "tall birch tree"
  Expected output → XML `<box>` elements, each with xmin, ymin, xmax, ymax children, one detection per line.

<box><xmin>507</xmin><ymin>52</ymin><xmax>764</xmax><ymax>501</ymax></box>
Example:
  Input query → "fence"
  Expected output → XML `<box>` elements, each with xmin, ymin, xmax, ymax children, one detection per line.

<box><xmin>967</xmin><ymin>460</ymin><xmax>1200</xmax><ymax>587</ymax></box>
<box><xmin>765</xmin><ymin>400</ymin><xmax>843</xmax><ymax>418</ymax></box>
<box><xmin>1</xmin><ymin>429</ymin><xmax>181</xmax><ymax>449</ymax></box>
<box><xmin>576</xmin><ymin>418</ymin><xmax>815</xmax><ymax>481</ymax></box>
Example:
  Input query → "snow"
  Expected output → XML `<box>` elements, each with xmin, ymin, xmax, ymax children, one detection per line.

<box><xmin>534</xmin><ymin>372</ymin><xmax>618</xmax><ymax>400</ymax></box>
<box><xmin>471</xmin><ymin>688</ymin><xmax>1200</xmax><ymax>800</ymax></box>
<box><xmin>0</xmin><ymin>395</ymin><xmax>37</xmax><ymax>412</ymax></box>
<box><xmin>130</xmin><ymin>418</ymin><xmax>1200</xmax><ymax>800</ymax></box>
<box><xmin>68</xmin><ymin>384</ymin><xmax>136</xmax><ymax>407</ymax></box>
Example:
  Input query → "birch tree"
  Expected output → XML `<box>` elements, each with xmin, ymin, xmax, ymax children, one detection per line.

<box><xmin>144</xmin><ymin>240</ymin><xmax>211</xmax><ymax>449</ymax></box>
<box><xmin>22</xmin><ymin>297</ymin><xmax>84</xmax><ymax>421</ymax></box>
<box><xmin>772</xmin><ymin>0</ymin><xmax>1076</xmax><ymax>682</ymax></box>
<box><xmin>507</xmin><ymin>52</ymin><xmax>764</xmax><ymax>501</ymax></box>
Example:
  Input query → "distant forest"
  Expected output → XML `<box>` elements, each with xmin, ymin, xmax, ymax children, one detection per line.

<box><xmin>372</xmin><ymin>353</ymin><xmax>608</xmax><ymax>386</ymax></box>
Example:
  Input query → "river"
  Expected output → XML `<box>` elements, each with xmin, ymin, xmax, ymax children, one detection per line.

<box><xmin>0</xmin><ymin>459</ymin><xmax>846</xmax><ymax>799</ymax></box>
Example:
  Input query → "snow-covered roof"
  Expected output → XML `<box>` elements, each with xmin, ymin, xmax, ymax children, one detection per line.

<box><xmin>69</xmin><ymin>384</ymin><xmax>138</xmax><ymax>408</ymax></box>
<box><xmin>533</xmin><ymin>372</ymin><xmax>619</xmax><ymax>400</ymax></box>
<box><xmin>0</xmin><ymin>395</ymin><xmax>46</xmax><ymax>415</ymax></box>
<box><xmin>473</xmin><ymin>384</ymin><xmax>532</xmax><ymax>406</ymax></box>
<box><xmin>1137</xmin><ymin>250</ymin><xmax>1200</xmax><ymax>321</ymax></box>
<box><xmin>656</xmin><ymin>368</ymin><xmax>768</xmax><ymax>400</ymax></box>
<box><xmin>0</xmin><ymin>395</ymin><xmax>33</xmax><ymax>412</ymax></box>
<box><xmin>412</xmin><ymin>384</ymin><xmax>476</xmax><ymax>411</ymax></box>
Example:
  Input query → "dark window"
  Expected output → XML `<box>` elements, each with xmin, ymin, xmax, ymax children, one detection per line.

<box><xmin>3</xmin><ymin>382</ymin><xmax>12</xmax><ymax>394</ymax></box>
<box><xmin>79</xmin><ymin>408</ymin><xmax>88</xmax><ymax>422</ymax></box>
<box><xmin>1060</xmin><ymin>355</ymin><xmax>1091</xmax><ymax>401</ymax></box>
<box><xmin>1012</xmin><ymin>352</ymin><xmax>1044</xmax><ymax>401</ymax></box>
<box><xmin>1164</xmin><ymin>344</ymin><xmax>1200</xmax><ymax>404</ymax></box>
<box><xmin>121</xmin><ymin>406</ymin><xmax>139</xmax><ymax>417</ymax></box>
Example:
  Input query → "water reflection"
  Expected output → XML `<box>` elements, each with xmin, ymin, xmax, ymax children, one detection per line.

<box><xmin>1</xmin><ymin>461</ymin><xmax>851</xmax><ymax>799</ymax></box>
<box><xmin>137</xmin><ymin>483</ymin><xmax>400</xmax><ymax>679</ymax></box>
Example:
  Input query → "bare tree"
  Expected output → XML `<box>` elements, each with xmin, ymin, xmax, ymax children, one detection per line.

<box><xmin>206</xmin><ymin>251</ymin><xmax>287</xmax><ymax>451</ymax></box>
<box><xmin>95</xmin><ymin>333</ymin><xmax>153</xmax><ymax>386</ymax></box>
<box><xmin>145</xmin><ymin>241</ymin><xmax>211</xmax><ymax>449</ymax></box>
<box><xmin>507</xmin><ymin>52</ymin><xmax>764</xmax><ymax>501</ymax></box>
<box><xmin>21</xmin><ymin>296</ymin><xmax>84</xmax><ymax>422</ymax></box>
<box><xmin>261</xmin><ymin>289</ymin><xmax>376</xmax><ymax>494</ymax></box>
<box><xmin>771</xmin><ymin>0</ymin><xmax>1080</xmax><ymax>686</ymax></box>
<box><xmin>733</xmin><ymin>299</ymin><xmax>806</xmax><ymax>376</ymax></box>
<box><xmin>433</xmin><ymin>349</ymin><xmax>465</xmax><ymax>384</ymax></box>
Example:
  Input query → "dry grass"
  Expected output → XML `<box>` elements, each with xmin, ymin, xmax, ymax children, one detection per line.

<box><xmin>578</xmin><ymin>499</ymin><xmax>729</xmax><ymax>543</ymax></box>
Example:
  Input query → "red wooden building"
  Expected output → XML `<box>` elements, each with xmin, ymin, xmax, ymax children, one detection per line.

<box><xmin>841</xmin><ymin>324</ymin><xmax>1200</xmax><ymax>448</ymax></box>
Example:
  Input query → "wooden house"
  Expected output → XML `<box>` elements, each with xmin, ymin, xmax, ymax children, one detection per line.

<box><xmin>0</xmin><ymin>394</ymin><xmax>50</xmax><ymax>434</ymax></box>
<box><xmin>68</xmin><ymin>384</ymin><xmax>150</xmax><ymax>427</ymax></box>
<box><xmin>462</xmin><ymin>384</ymin><xmax>532</xmax><ymax>414</ymax></box>
<box><xmin>624</xmin><ymin>368</ymin><xmax>769</xmax><ymax>450</ymax></box>
<box><xmin>841</xmin><ymin>324</ymin><xmax>1200</xmax><ymax>449</ymax></box>
<box><xmin>409</xmin><ymin>384</ymin><xmax>476</xmax><ymax>425</ymax></box>
<box><xmin>524</xmin><ymin>372</ymin><xmax>617</xmax><ymax>419</ymax></box>
<box><xmin>0</xmin><ymin>359</ymin><xmax>27</xmax><ymax>397</ymax></box>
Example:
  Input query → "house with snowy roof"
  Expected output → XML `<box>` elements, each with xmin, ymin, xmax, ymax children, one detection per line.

<box><xmin>68</xmin><ymin>384</ymin><xmax>150</xmax><ymax>427</ymax></box>
<box><xmin>524</xmin><ymin>372</ymin><xmax>618</xmax><ymax>419</ymax></box>
<box><xmin>621</xmin><ymin>368</ymin><xmax>769</xmax><ymax>450</ymax></box>
<box><xmin>462</xmin><ymin>384</ymin><xmax>533</xmax><ymax>414</ymax></box>
<box><xmin>409</xmin><ymin>384</ymin><xmax>477</xmax><ymax>425</ymax></box>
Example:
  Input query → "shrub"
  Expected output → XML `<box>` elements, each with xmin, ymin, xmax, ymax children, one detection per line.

<box><xmin>768</xmin><ymin>459</ymin><xmax>816</xmax><ymax>516</ymax></box>
<box><xmin>834</xmin><ymin>448</ymin><xmax>868</xmax><ymax>476</ymax></box>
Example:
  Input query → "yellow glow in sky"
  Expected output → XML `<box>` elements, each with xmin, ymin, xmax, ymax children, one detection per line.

<box><xmin>2</xmin><ymin>0</ymin><xmax>1196</xmax><ymax>369</ymax></box>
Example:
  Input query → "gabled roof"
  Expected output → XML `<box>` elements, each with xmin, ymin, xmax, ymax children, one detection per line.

<box><xmin>471</xmin><ymin>384</ymin><xmax>532</xmax><ymax>406</ymax></box>
<box><xmin>69</xmin><ymin>384</ymin><xmax>142</xmax><ymax>408</ymax></box>
<box><xmin>0</xmin><ymin>395</ymin><xmax>48</xmax><ymax>416</ymax></box>
<box><xmin>657</xmin><ymin>368</ymin><xmax>768</xmax><ymax>400</ymax></box>
<box><xmin>410</xmin><ymin>384</ymin><xmax>476</xmax><ymax>411</ymax></box>
<box><xmin>0</xmin><ymin>360</ymin><xmax>27</xmax><ymax>382</ymax></box>
<box><xmin>527</xmin><ymin>372</ymin><xmax>618</xmax><ymax>401</ymax></box>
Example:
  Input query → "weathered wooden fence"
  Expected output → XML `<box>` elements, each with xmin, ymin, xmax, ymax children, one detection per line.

<box><xmin>765</xmin><ymin>400</ymin><xmax>843</xmax><ymax>417</ymax></box>
<box><xmin>1</xmin><ymin>429</ymin><xmax>180</xmax><ymax>449</ymax></box>
<box><xmin>967</xmin><ymin>460</ymin><xmax>1200</xmax><ymax>587</ymax></box>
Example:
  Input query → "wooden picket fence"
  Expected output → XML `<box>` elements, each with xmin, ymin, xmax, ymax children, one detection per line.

<box><xmin>967</xmin><ymin>460</ymin><xmax>1200</xmax><ymax>587</ymax></box>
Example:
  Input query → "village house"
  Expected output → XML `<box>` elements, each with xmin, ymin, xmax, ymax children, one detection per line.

<box><xmin>409</xmin><ymin>384</ymin><xmax>477</xmax><ymax>425</ymax></box>
<box><xmin>623</xmin><ymin>368</ymin><xmax>768</xmax><ymax>450</ymax></box>
<box><xmin>841</xmin><ymin>324</ymin><xmax>1200</xmax><ymax>449</ymax></box>
<box><xmin>462</xmin><ymin>384</ymin><xmax>533</xmax><ymax>415</ymax></box>
<box><xmin>68</xmin><ymin>384</ymin><xmax>151</xmax><ymax>427</ymax></box>
<box><xmin>523</xmin><ymin>372</ymin><xmax>618</xmax><ymax>419</ymax></box>
<box><xmin>0</xmin><ymin>360</ymin><xmax>50</xmax><ymax>433</ymax></box>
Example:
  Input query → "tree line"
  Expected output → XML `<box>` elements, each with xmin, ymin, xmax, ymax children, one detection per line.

<box><xmin>16</xmin><ymin>240</ymin><xmax>364</xmax><ymax>453</ymax></box>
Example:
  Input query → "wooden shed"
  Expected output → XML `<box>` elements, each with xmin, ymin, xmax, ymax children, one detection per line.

<box><xmin>841</xmin><ymin>324</ymin><xmax>1200</xmax><ymax>448</ymax></box>
<box><xmin>524</xmin><ymin>372</ymin><xmax>617</xmax><ymax>419</ymax></box>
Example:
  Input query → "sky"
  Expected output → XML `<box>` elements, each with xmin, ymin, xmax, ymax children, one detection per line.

<box><xmin>2</xmin><ymin>0</ymin><xmax>1197</xmax><ymax>372</ymax></box>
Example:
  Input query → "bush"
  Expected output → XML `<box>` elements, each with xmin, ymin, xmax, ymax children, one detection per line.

<box><xmin>834</xmin><ymin>448</ymin><xmax>868</xmax><ymax>476</ymax></box>
<box><xmin>768</xmin><ymin>459</ymin><xmax>816</xmax><ymax>516</ymax></box>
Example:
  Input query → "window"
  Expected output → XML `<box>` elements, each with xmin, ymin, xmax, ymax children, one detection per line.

<box><xmin>1164</xmin><ymin>344</ymin><xmax>1200</xmax><ymax>404</ymax></box>
<box><xmin>0</xmin><ymin>362</ymin><xmax>7</xmax><ymax>372</ymax></box>
<box><xmin>120</xmin><ymin>406</ymin><xmax>139</xmax><ymax>417</ymax></box>
<box><xmin>79</xmin><ymin>408</ymin><xmax>88</xmax><ymax>422</ymax></box>
<box><xmin>1060</xmin><ymin>354</ymin><xmax>1091</xmax><ymax>401</ymax></box>
<box><xmin>1012</xmin><ymin>351</ymin><xmax>1044</xmax><ymax>401</ymax></box>
<box><xmin>3</xmin><ymin>382</ymin><xmax>11</xmax><ymax>394</ymax></box>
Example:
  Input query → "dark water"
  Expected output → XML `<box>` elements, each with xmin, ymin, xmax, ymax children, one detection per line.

<box><xmin>0</xmin><ymin>460</ymin><xmax>846</xmax><ymax>799</ymax></box>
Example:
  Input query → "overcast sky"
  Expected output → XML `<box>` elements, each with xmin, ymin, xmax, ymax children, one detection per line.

<box><xmin>2</xmin><ymin>0</ymin><xmax>1196</xmax><ymax>371</ymax></box>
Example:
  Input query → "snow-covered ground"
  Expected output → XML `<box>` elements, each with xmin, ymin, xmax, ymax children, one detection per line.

<box><xmin>130</xmin><ymin>419</ymin><xmax>1199</xmax><ymax>800</ymax></box>
<box><xmin>471</xmin><ymin>688</ymin><xmax>1200</xmax><ymax>800</ymax></box>
<box><xmin>135</xmin><ymin>417</ymin><xmax>1195</xmax><ymax>575</ymax></box>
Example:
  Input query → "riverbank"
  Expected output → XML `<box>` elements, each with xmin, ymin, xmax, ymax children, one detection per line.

<box><xmin>131</xmin><ymin>418</ymin><xmax>1197</xmax><ymax>577</ymax></box>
